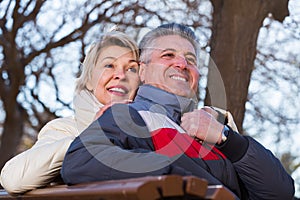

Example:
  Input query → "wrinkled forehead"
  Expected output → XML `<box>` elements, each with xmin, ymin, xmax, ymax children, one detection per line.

<box><xmin>150</xmin><ymin>35</ymin><xmax>196</xmax><ymax>54</ymax></box>
<box><xmin>141</xmin><ymin>35</ymin><xmax>200</xmax><ymax>68</ymax></box>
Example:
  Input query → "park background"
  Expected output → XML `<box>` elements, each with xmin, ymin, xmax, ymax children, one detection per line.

<box><xmin>0</xmin><ymin>0</ymin><xmax>299</xmax><ymax>196</ymax></box>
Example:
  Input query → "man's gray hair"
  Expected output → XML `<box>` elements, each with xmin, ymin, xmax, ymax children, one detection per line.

<box><xmin>139</xmin><ymin>23</ymin><xmax>200</xmax><ymax>65</ymax></box>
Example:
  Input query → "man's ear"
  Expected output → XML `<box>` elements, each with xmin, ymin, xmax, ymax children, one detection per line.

<box><xmin>139</xmin><ymin>62</ymin><xmax>146</xmax><ymax>83</ymax></box>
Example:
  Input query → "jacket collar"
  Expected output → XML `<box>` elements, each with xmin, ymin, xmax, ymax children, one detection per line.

<box><xmin>73</xmin><ymin>89</ymin><xmax>103</xmax><ymax>133</ymax></box>
<box><xmin>135</xmin><ymin>84</ymin><xmax>196</xmax><ymax>123</ymax></box>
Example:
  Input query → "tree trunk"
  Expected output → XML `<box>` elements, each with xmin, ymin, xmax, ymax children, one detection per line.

<box><xmin>206</xmin><ymin>0</ymin><xmax>289</xmax><ymax>132</ymax></box>
<box><xmin>0</xmin><ymin>25</ymin><xmax>26</xmax><ymax>169</ymax></box>
<box><xmin>0</xmin><ymin>102</ymin><xmax>25</xmax><ymax>170</ymax></box>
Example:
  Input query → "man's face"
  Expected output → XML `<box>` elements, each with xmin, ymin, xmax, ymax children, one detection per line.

<box><xmin>139</xmin><ymin>35</ymin><xmax>200</xmax><ymax>98</ymax></box>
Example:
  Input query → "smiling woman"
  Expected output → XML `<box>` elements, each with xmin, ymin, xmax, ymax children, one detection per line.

<box><xmin>76</xmin><ymin>32</ymin><xmax>140</xmax><ymax>106</ymax></box>
<box><xmin>86</xmin><ymin>45</ymin><xmax>140</xmax><ymax>105</ymax></box>
<box><xmin>0</xmin><ymin>31</ymin><xmax>141</xmax><ymax>194</ymax></box>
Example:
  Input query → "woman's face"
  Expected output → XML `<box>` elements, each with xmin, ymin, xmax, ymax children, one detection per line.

<box><xmin>86</xmin><ymin>45</ymin><xmax>140</xmax><ymax>105</ymax></box>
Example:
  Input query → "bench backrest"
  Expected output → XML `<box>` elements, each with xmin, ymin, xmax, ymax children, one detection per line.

<box><xmin>0</xmin><ymin>175</ymin><xmax>237</xmax><ymax>200</ymax></box>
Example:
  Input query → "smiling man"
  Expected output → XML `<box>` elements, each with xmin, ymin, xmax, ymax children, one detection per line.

<box><xmin>61</xmin><ymin>23</ymin><xmax>294</xmax><ymax>200</ymax></box>
<box><xmin>139</xmin><ymin>35</ymin><xmax>199</xmax><ymax>99</ymax></box>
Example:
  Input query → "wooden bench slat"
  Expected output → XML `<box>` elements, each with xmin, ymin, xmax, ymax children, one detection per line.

<box><xmin>137</xmin><ymin>175</ymin><xmax>184</xmax><ymax>197</ymax></box>
<box><xmin>205</xmin><ymin>185</ymin><xmax>236</xmax><ymax>200</ymax></box>
<box><xmin>183</xmin><ymin>176</ymin><xmax>208</xmax><ymax>198</ymax></box>
<box><xmin>25</xmin><ymin>178</ymin><xmax>161</xmax><ymax>200</ymax></box>
<box><xmin>0</xmin><ymin>176</ymin><xmax>237</xmax><ymax>200</ymax></box>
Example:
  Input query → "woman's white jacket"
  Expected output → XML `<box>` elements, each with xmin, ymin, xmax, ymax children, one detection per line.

<box><xmin>0</xmin><ymin>90</ymin><xmax>102</xmax><ymax>194</ymax></box>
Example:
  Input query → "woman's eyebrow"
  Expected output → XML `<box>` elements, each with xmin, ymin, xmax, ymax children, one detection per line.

<box><xmin>100</xmin><ymin>56</ymin><xmax>116</xmax><ymax>62</ymax></box>
<box><xmin>129</xmin><ymin>59</ymin><xmax>139</xmax><ymax>63</ymax></box>
<box><xmin>100</xmin><ymin>57</ymin><xmax>138</xmax><ymax>64</ymax></box>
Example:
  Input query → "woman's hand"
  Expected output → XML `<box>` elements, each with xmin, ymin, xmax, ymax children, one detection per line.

<box><xmin>94</xmin><ymin>100</ymin><xmax>133</xmax><ymax>120</ymax></box>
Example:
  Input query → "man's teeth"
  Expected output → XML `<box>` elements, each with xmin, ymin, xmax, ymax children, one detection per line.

<box><xmin>171</xmin><ymin>76</ymin><xmax>187</xmax><ymax>82</ymax></box>
<box><xmin>109</xmin><ymin>88</ymin><xmax>126</xmax><ymax>93</ymax></box>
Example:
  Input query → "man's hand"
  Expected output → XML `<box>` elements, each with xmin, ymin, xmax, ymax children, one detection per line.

<box><xmin>181</xmin><ymin>107</ymin><xmax>224</xmax><ymax>144</ymax></box>
<box><xmin>205</xmin><ymin>106</ymin><xmax>239</xmax><ymax>132</ymax></box>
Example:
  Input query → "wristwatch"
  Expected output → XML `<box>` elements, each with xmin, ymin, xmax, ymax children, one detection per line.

<box><xmin>221</xmin><ymin>125</ymin><xmax>230</xmax><ymax>143</ymax></box>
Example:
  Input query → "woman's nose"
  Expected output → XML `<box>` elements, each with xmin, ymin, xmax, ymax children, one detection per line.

<box><xmin>113</xmin><ymin>68</ymin><xmax>126</xmax><ymax>80</ymax></box>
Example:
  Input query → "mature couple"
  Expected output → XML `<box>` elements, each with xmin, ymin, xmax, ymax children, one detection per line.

<box><xmin>1</xmin><ymin>23</ymin><xmax>295</xmax><ymax>199</ymax></box>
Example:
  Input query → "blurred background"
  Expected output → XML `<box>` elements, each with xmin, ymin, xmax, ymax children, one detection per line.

<box><xmin>0</xmin><ymin>0</ymin><xmax>299</xmax><ymax>196</ymax></box>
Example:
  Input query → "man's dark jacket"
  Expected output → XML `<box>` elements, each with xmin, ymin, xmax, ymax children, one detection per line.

<box><xmin>61</xmin><ymin>85</ymin><xmax>295</xmax><ymax>200</ymax></box>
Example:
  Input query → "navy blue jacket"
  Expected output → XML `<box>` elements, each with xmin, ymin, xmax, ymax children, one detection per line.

<box><xmin>61</xmin><ymin>85</ymin><xmax>295</xmax><ymax>200</ymax></box>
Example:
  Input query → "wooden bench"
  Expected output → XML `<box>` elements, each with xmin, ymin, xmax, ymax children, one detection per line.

<box><xmin>0</xmin><ymin>175</ymin><xmax>237</xmax><ymax>200</ymax></box>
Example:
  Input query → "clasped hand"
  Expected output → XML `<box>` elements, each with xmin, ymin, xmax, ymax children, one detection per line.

<box><xmin>94</xmin><ymin>100</ymin><xmax>133</xmax><ymax>120</ymax></box>
<box><xmin>181</xmin><ymin>106</ymin><xmax>224</xmax><ymax>144</ymax></box>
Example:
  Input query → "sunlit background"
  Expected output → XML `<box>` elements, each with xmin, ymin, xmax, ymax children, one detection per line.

<box><xmin>0</xmin><ymin>0</ymin><xmax>299</xmax><ymax>196</ymax></box>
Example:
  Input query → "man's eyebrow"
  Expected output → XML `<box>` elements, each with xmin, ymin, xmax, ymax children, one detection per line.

<box><xmin>161</xmin><ymin>48</ymin><xmax>196</xmax><ymax>58</ymax></box>
<box><xmin>161</xmin><ymin>48</ymin><xmax>176</xmax><ymax>53</ymax></box>
<box><xmin>185</xmin><ymin>52</ymin><xmax>197</xmax><ymax>60</ymax></box>
<box><xmin>149</xmin><ymin>47</ymin><xmax>196</xmax><ymax>61</ymax></box>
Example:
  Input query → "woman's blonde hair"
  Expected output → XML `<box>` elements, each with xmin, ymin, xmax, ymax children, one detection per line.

<box><xmin>75</xmin><ymin>31</ymin><xmax>139</xmax><ymax>93</ymax></box>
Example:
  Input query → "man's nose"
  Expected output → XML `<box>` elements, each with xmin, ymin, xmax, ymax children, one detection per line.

<box><xmin>174</xmin><ymin>55</ymin><xmax>187</xmax><ymax>70</ymax></box>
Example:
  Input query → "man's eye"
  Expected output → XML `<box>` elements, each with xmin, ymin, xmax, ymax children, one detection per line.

<box><xmin>162</xmin><ymin>53</ymin><xmax>175</xmax><ymax>58</ymax></box>
<box><xmin>104</xmin><ymin>64</ymin><xmax>113</xmax><ymax>68</ymax></box>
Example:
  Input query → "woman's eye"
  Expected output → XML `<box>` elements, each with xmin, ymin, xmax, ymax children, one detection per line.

<box><xmin>127</xmin><ymin>67</ymin><xmax>137</xmax><ymax>73</ymax></box>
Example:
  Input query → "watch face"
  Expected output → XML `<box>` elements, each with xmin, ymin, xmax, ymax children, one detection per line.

<box><xmin>221</xmin><ymin>125</ymin><xmax>230</xmax><ymax>142</ymax></box>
